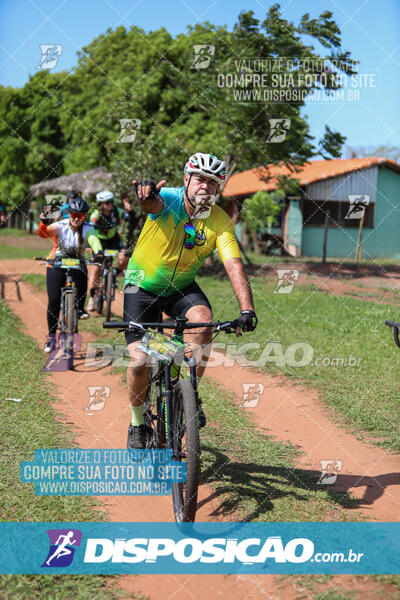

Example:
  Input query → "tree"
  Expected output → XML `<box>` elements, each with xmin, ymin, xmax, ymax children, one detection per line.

<box><xmin>241</xmin><ymin>190</ymin><xmax>284</xmax><ymax>232</ymax></box>
<box><xmin>0</xmin><ymin>5</ymin><xmax>356</xmax><ymax>219</ymax></box>
<box><xmin>345</xmin><ymin>144</ymin><xmax>400</xmax><ymax>163</ymax></box>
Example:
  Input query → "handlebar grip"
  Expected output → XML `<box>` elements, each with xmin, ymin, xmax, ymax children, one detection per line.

<box><xmin>103</xmin><ymin>321</ymin><xmax>127</xmax><ymax>329</ymax></box>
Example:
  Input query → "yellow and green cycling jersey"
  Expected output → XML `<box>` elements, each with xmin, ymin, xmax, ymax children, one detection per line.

<box><xmin>124</xmin><ymin>187</ymin><xmax>240</xmax><ymax>296</ymax></box>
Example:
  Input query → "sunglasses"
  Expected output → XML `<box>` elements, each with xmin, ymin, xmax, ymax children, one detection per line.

<box><xmin>70</xmin><ymin>212</ymin><xmax>85</xmax><ymax>219</ymax></box>
<box><xmin>184</xmin><ymin>222</ymin><xmax>196</xmax><ymax>249</ymax></box>
<box><xmin>99</xmin><ymin>201</ymin><xmax>114</xmax><ymax>206</ymax></box>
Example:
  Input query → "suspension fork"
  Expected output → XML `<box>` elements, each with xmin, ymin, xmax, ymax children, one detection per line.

<box><xmin>163</xmin><ymin>363</ymin><xmax>173</xmax><ymax>451</ymax></box>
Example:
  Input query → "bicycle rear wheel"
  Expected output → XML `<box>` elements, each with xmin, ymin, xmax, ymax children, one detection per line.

<box><xmin>171</xmin><ymin>379</ymin><xmax>200</xmax><ymax>522</ymax></box>
<box><xmin>93</xmin><ymin>285</ymin><xmax>103</xmax><ymax>315</ymax></box>
<box><xmin>105</xmin><ymin>270</ymin><xmax>113</xmax><ymax>321</ymax></box>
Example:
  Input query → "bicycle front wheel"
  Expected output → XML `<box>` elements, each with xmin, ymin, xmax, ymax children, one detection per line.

<box><xmin>65</xmin><ymin>291</ymin><xmax>75</xmax><ymax>334</ymax></box>
<box><xmin>171</xmin><ymin>379</ymin><xmax>200</xmax><ymax>522</ymax></box>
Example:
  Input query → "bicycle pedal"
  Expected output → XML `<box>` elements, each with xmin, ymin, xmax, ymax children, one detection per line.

<box><xmin>173</xmin><ymin>451</ymin><xmax>186</xmax><ymax>459</ymax></box>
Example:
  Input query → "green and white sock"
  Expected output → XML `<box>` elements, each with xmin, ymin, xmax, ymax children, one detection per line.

<box><xmin>131</xmin><ymin>405</ymin><xmax>144</xmax><ymax>427</ymax></box>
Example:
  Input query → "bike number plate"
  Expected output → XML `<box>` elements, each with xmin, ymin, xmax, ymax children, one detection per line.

<box><xmin>61</xmin><ymin>258</ymin><xmax>80</xmax><ymax>268</ymax></box>
<box><xmin>138</xmin><ymin>329</ymin><xmax>185</xmax><ymax>365</ymax></box>
<box><xmin>104</xmin><ymin>250</ymin><xmax>118</xmax><ymax>257</ymax></box>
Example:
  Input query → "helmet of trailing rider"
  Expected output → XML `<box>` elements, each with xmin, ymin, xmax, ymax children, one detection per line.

<box><xmin>67</xmin><ymin>197</ymin><xmax>89</xmax><ymax>214</ymax></box>
<box><xmin>96</xmin><ymin>190</ymin><xmax>114</xmax><ymax>203</ymax></box>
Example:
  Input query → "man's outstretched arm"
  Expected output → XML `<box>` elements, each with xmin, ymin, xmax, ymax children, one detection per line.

<box><xmin>223</xmin><ymin>257</ymin><xmax>255</xmax><ymax>312</ymax></box>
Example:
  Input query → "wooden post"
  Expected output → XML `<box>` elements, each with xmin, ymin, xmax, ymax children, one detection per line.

<box><xmin>252</xmin><ymin>230</ymin><xmax>261</xmax><ymax>254</ymax></box>
<box><xmin>238</xmin><ymin>239</ymin><xmax>252</xmax><ymax>265</ymax></box>
<box><xmin>355</xmin><ymin>211</ymin><xmax>365</xmax><ymax>263</ymax></box>
<box><xmin>322</xmin><ymin>209</ymin><xmax>330</xmax><ymax>263</ymax></box>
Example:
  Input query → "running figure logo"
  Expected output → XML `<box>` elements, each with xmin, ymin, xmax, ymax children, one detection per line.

<box><xmin>86</xmin><ymin>386</ymin><xmax>110</xmax><ymax>411</ymax></box>
<box><xmin>38</xmin><ymin>45</ymin><xmax>63</xmax><ymax>70</ymax></box>
<box><xmin>274</xmin><ymin>269</ymin><xmax>299</xmax><ymax>294</ymax></box>
<box><xmin>44</xmin><ymin>194</ymin><xmax>66</xmax><ymax>221</ymax></box>
<box><xmin>191</xmin><ymin>45</ymin><xmax>215</xmax><ymax>70</ymax></box>
<box><xmin>116</xmin><ymin>119</ymin><xmax>141</xmax><ymax>143</ymax></box>
<box><xmin>345</xmin><ymin>195</ymin><xmax>370</xmax><ymax>220</ymax></box>
<box><xmin>42</xmin><ymin>529</ymin><xmax>82</xmax><ymax>567</ymax></box>
<box><xmin>267</xmin><ymin>119</ymin><xmax>291</xmax><ymax>143</ymax></box>
<box><xmin>240</xmin><ymin>383</ymin><xmax>264</xmax><ymax>408</ymax></box>
<box><xmin>317</xmin><ymin>460</ymin><xmax>342</xmax><ymax>485</ymax></box>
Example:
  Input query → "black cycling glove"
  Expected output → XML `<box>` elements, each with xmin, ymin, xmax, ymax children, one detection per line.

<box><xmin>236</xmin><ymin>310</ymin><xmax>258</xmax><ymax>332</ymax></box>
<box><xmin>93</xmin><ymin>251</ymin><xmax>104</xmax><ymax>264</ymax></box>
<box><xmin>134</xmin><ymin>180</ymin><xmax>158</xmax><ymax>200</ymax></box>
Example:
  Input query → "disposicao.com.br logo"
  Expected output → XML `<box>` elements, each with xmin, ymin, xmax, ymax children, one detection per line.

<box><xmin>82</xmin><ymin>536</ymin><xmax>362</xmax><ymax>565</ymax></box>
<box><xmin>1</xmin><ymin>522</ymin><xmax>396</xmax><ymax>574</ymax></box>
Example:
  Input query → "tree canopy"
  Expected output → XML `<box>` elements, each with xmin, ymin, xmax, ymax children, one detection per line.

<box><xmin>0</xmin><ymin>5</ymin><xmax>356</xmax><ymax>212</ymax></box>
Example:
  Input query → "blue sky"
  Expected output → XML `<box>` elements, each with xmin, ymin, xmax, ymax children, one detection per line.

<box><xmin>0</xmin><ymin>0</ymin><xmax>399</xmax><ymax>152</ymax></box>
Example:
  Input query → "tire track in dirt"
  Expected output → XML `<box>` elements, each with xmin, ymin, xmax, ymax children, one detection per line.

<box><xmin>0</xmin><ymin>259</ymin><xmax>284</xmax><ymax>600</ymax></box>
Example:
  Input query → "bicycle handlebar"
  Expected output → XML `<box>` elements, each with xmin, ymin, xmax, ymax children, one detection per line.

<box><xmin>385</xmin><ymin>320</ymin><xmax>400</xmax><ymax>348</ymax></box>
<box><xmin>103</xmin><ymin>319</ymin><xmax>240</xmax><ymax>333</ymax></box>
<box><xmin>34</xmin><ymin>257</ymin><xmax>101</xmax><ymax>266</ymax></box>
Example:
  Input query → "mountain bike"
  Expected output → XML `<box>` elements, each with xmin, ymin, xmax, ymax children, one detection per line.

<box><xmin>103</xmin><ymin>315</ymin><xmax>239</xmax><ymax>522</ymax></box>
<box><xmin>384</xmin><ymin>320</ymin><xmax>400</xmax><ymax>348</ymax></box>
<box><xmin>93</xmin><ymin>249</ymin><xmax>119</xmax><ymax>320</ymax></box>
<box><xmin>35</xmin><ymin>256</ymin><xmax>98</xmax><ymax>369</ymax></box>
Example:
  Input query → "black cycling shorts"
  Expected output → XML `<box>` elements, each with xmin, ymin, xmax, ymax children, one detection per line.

<box><xmin>100</xmin><ymin>233</ymin><xmax>125</xmax><ymax>251</ymax></box>
<box><xmin>123</xmin><ymin>281</ymin><xmax>212</xmax><ymax>345</ymax></box>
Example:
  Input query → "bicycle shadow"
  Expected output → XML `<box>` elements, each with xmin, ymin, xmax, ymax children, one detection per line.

<box><xmin>70</xmin><ymin>352</ymin><xmax>113</xmax><ymax>372</ymax></box>
<box><xmin>198</xmin><ymin>446</ymin><xmax>400</xmax><ymax>520</ymax></box>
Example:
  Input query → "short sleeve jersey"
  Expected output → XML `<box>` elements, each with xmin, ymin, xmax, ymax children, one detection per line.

<box><xmin>55</xmin><ymin>219</ymin><xmax>96</xmax><ymax>256</ymax></box>
<box><xmin>90</xmin><ymin>206</ymin><xmax>129</xmax><ymax>239</ymax></box>
<box><xmin>124</xmin><ymin>187</ymin><xmax>240</xmax><ymax>296</ymax></box>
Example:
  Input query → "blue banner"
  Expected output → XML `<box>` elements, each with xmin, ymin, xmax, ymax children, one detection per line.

<box><xmin>1</xmin><ymin>522</ymin><xmax>399</xmax><ymax>574</ymax></box>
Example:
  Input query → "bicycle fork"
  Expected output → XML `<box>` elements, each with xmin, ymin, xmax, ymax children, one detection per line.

<box><xmin>162</xmin><ymin>358</ymin><xmax>199</xmax><ymax>458</ymax></box>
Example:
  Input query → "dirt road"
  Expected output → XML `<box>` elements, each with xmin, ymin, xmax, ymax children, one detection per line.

<box><xmin>1</xmin><ymin>258</ymin><xmax>399</xmax><ymax>599</ymax></box>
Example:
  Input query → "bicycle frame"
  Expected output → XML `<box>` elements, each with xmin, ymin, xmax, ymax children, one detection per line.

<box><xmin>104</xmin><ymin>315</ymin><xmax>238</xmax><ymax>450</ymax></box>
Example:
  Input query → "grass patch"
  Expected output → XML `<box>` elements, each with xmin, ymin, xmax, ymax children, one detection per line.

<box><xmin>198</xmin><ymin>275</ymin><xmax>400</xmax><ymax>453</ymax></box>
<box><xmin>0</xmin><ymin>300</ymin><xmax>132</xmax><ymax>598</ymax></box>
<box><xmin>0</xmin><ymin>228</ymin><xmax>30</xmax><ymax>237</ymax></box>
<box><xmin>313</xmin><ymin>590</ymin><xmax>354</xmax><ymax>600</ymax></box>
<box><xmin>21</xmin><ymin>273</ymin><xmax>46</xmax><ymax>292</ymax></box>
<box><xmin>0</xmin><ymin>244</ymin><xmax>38</xmax><ymax>259</ymax></box>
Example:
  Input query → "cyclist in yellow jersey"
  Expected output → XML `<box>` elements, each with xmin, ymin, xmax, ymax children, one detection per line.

<box><xmin>124</xmin><ymin>153</ymin><xmax>258</xmax><ymax>449</ymax></box>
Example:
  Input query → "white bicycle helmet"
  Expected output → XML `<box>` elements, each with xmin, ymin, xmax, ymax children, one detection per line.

<box><xmin>184</xmin><ymin>153</ymin><xmax>226</xmax><ymax>185</ymax></box>
<box><xmin>96</xmin><ymin>190</ymin><xmax>114</xmax><ymax>203</ymax></box>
